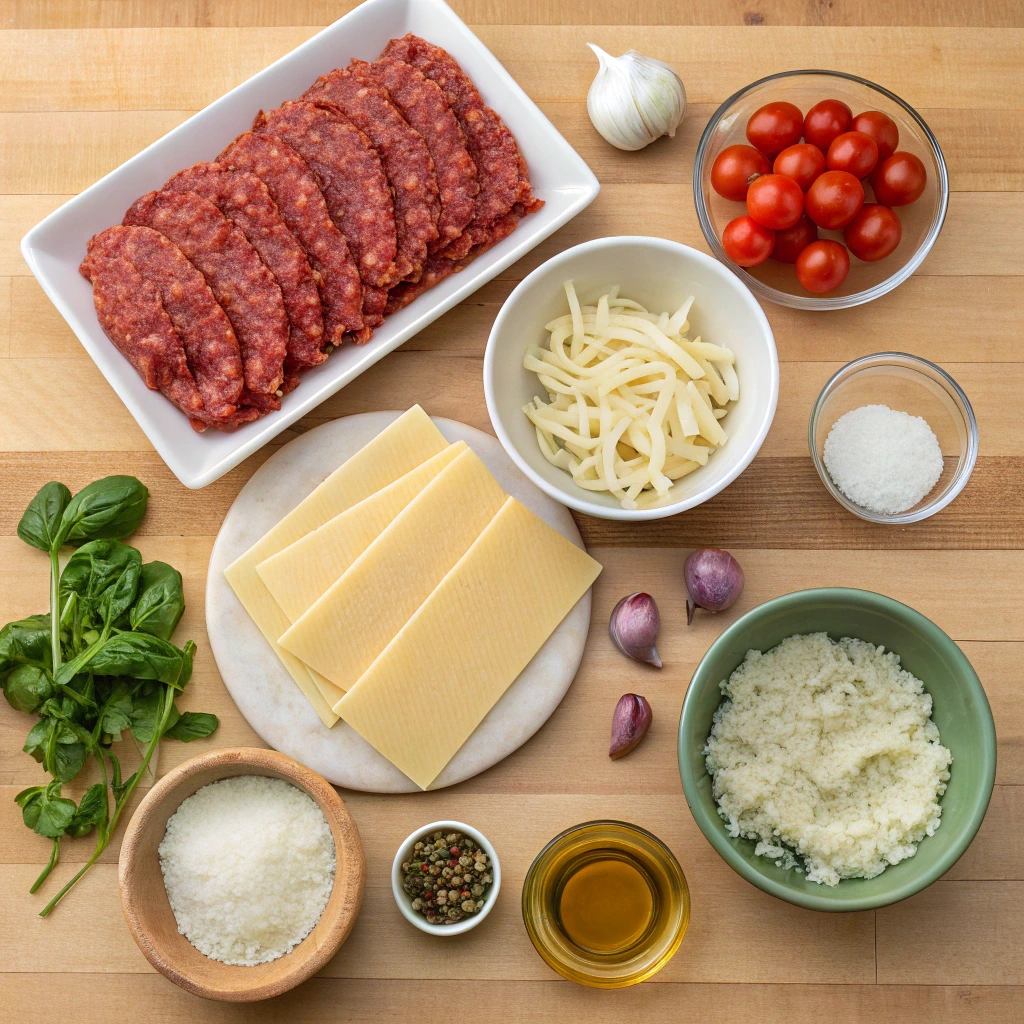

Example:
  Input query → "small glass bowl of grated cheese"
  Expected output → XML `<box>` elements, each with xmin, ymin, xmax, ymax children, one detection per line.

<box><xmin>809</xmin><ymin>353</ymin><xmax>977</xmax><ymax>524</ymax></box>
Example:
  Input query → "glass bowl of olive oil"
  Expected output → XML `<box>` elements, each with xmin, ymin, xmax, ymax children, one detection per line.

<box><xmin>521</xmin><ymin>821</ymin><xmax>690</xmax><ymax>988</ymax></box>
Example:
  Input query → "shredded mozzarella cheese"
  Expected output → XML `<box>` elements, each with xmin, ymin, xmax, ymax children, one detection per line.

<box><xmin>523</xmin><ymin>282</ymin><xmax>738</xmax><ymax>509</ymax></box>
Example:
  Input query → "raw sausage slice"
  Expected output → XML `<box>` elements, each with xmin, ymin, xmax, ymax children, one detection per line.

<box><xmin>165</xmin><ymin>163</ymin><xmax>326</xmax><ymax>367</ymax></box>
<box><xmin>304</xmin><ymin>66</ymin><xmax>440</xmax><ymax>281</ymax></box>
<box><xmin>382</xmin><ymin>34</ymin><xmax>541</xmax><ymax>257</ymax></box>
<box><xmin>385</xmin><ymin>210</ymin><xmax>519</xmax><ymax>315</ymax></box>
<box><xmin>219</xmin><ymin>131</ymin><xmax>367</xmax><ymax>346</ymax></box>
<box><xmin>79</xmin><ymin>248</ymin><xmax>206</xmax><ymax>420</ymax></box>
<box><xmin>253</xmin><ymin>101</ymin><xmax>396</xmax><ymax>324</ymax></box>
<box><xmin>124</xmin><ymin>189</ymin><xmax>289</xmax><ymax>395</ymax></box>
<box><xmin>84</xmin><ymin>225</ymin><xmax>243</xmax><ymax>420</ymax></box>
<box><xmin>353</xmin><ymin>56</ymin><xmax>477</xmax><ymax>256</ymax></box>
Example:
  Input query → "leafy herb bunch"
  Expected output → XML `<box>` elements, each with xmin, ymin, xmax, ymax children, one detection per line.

<box><xmin>2</xmin><ymin>476</ymin><xmax>218</xmax><ymax>916</ymax></box>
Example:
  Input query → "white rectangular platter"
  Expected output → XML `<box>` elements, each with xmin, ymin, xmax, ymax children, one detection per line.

<box><xmin>20</xmin><ymin>0</ymin><xmax>599</xmax><ymax>488</ymax></box>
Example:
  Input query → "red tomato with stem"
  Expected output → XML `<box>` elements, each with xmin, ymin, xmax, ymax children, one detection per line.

<box><xmin>870</xmin><ymin>152</ymin><xmax>927</xmax><ymax>206</ymax></box>
<box><xmin>796</xmin><ymin>240</ymin><xmax>850</xmax><ymax>293</ymax></box>
<box><xmin>773</xmin><ymin>143</ymin><xmax>826</xmax><ymax>191</ymax></box>
<box><xmin>771</xmin><ymin>215</ymin><xmax>818</xmax><ymax>263</ymax></box>
<box><xmin>803</xmin><ymin>99</ymin><xmax>852</xmax><ymax>151</ymax></box>
<box><xmin>721</xmin><ymin>215</ymin><xmax>775</xmax><ymax>267</ymax></box>
<box><xmin>746</xmin><ymin>173</ymin><xmax>804</xmax><ymax>230</ymax></box>
<box><xmin>827</xmin><ymin>131</ymin><xmax>879</xmax><ymax>178</ymax></box>
<box><xmin>805</xmin><ymin>170</ymin><xmax>865</xmax><ymax>229</ymax></box>
<box><xmin>746</xmin><ymin>101</ymin><xmax>804</xmax><ymax>157</ymax></box>
<box><xmin>844</xmin><ymin>204</ymin><xmax>902</xmax><ymax>261</ymax></box>
<box><xmin>710</xmin><ymin>144</ymin><xmax>771</xmax><ymax>201</ymax></box>
<box><xmin>851</xmin><ymin>110</ymin><xmax>899</xmax><ymax>161</ymax></box>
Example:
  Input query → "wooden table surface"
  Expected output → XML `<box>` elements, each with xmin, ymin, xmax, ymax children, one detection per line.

<box><xmin>2</xmin><ymin>1</ymin><xmax>1022</xmax><ymax>1021</ymax></box>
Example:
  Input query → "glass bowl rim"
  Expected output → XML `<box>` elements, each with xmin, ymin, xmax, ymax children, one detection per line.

<box><xmin>520</xmin><ymin>819</ymin><xmax>689</xmax><ymax>987</ymax></box>
<box><xmin>808</xmin><ymin>351</ymin><xmax>979</xmax><ymax>524</ymax></box>
<box><xmin>693</xmin><ymin>68</ymin><xmax>950</xmax><ymax>311</ymax></box>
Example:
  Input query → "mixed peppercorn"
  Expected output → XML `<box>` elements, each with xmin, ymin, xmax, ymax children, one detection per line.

<box><xmin>402</xmin><ymin>830</ymin><xmax>493</xmax><ymax>925</ymax></box>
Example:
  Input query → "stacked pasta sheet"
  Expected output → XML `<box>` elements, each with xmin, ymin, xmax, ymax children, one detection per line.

<box><xmin>224</xmin><ymin>407</ymin><xmax>601</xmax><ymax>789</ymax></box>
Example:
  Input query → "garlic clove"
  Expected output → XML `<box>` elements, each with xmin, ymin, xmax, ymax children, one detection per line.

<box><xmin>586</xmin><ymin>43</ymin><xmax>686</xmax><ymax>152</ymax></box>
<box><xmin>609</xmin><ymin>592</ymin><xmax>662</xmax><ymax>668</ymax></box>
<box><xmin>609</xmin><ymin>693</ymin><xmax>653</xmax><ymax>759</ymax></box>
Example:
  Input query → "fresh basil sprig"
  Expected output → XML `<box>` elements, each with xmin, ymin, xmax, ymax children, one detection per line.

<box><xmin>4</xmin><ymin>476</ymin><xmax>218</xmax><ymax>916</ymax></box>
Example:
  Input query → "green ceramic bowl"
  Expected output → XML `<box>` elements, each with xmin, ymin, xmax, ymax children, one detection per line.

<box><xmin>678</xmin><ymin>588</ymin><xmax>996</xmax><ymax>912</ymax></box>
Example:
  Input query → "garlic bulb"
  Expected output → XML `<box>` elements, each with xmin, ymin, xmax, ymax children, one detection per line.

<box><xmin>586</xmin><ymin>44</ymin><xmax>686</xmax><ymax>152</ymax></box>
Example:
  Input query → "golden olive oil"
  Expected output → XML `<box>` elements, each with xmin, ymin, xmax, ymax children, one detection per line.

<box><xmin>556</xmin><ymin>851</ymin><xmax>657</xmax><ymax>953</ymax></box>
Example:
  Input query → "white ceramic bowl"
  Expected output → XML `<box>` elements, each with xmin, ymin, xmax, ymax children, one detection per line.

<box><xmin>391</xmin><ymin>820</ymin><xmax>501</xmax><ymax>936</ymax></box>
<box><xmin>484</xmin><ymin>237</ymin><xmax>779</xmax><ymax>521</ymax></box>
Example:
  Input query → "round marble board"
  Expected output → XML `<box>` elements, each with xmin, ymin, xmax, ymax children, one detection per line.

<box><xmin>206</xmin><ymin>412</ymin><xmax>593</xmax><ymax>793</ymax></box>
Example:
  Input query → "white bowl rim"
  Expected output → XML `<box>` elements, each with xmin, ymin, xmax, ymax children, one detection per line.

<box><xmin>391</xmin><ymin>820</ymin><xmax>502</xmax><ymax>936</ymax></box>
<box><xmin>484</xmin><ymin>235</ymin><xmax>780</xmax><ymax>521</ymax></box>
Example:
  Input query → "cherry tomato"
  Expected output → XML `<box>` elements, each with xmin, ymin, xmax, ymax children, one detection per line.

<box><xmin>771</xmin><ymin>215</ymin><xmax>818</xmax><ymax>263</ymax></box>
<box><xmin>746</xmin><ymin>173</ymin><xmax>804</xmax><ymax>230</ymax></box>
<box><xmin>746</xmin><ymin>101</ymin><xmax>804</xmax><ymax>157</ymax></box>
<box><xmin>843</xmin><ymin>204</ymin><xmax>902</xmax><ymax>261</ymax></box>
<box><xmin>851</xmin><ymin>110</ymin><xmax>899</xmax><ymax>161</ymax></box>
<box><xmin>796</xmin><ymin>240</ymin><xmax>850</xmax><ymax>293</ymax></box>
<box><xmin>805</xmin><ymin>170</ymin><xmax>865</xmax><ymax>229</ymax></box>
<box><xmin>803</xmin><ymin>99</ymin><xmax>852</xmax><ymax>151</ymax></box>
<box><xmin>722</xmin><ymin>215</ymin><xmax>775</xmax><ymax>267</ymax></box>
<box><xmin>826</xmin><ymin>131</ymin><xmax>879</xmax><ymax>178</ymax></box>
<box><xmin>870</xmin><ymin>151</ymin><xmax>927</xmax><ymax>206</ymax></box>
<box><xmin>773</xmin><ymin>143</ymin><xmax>826</xmax><ymax>191</ymax></box>
<box><xmin>710</xmin><ymin>144</ymin><xmax>771</xmax><ymax>201</ymax></box>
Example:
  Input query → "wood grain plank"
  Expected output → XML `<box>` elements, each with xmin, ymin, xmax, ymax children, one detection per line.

<box><xmin>0</xmin><ymin>27</ymin><xmax>1020</xmax><ymax>112</ymax></box>
<box><xmin>4</xmin><ymin>105</ymin><xmax>1022</xmax><ymax>194</ymax></box>
<box><xmin>11</xmin><ymin>270</ymin><xmax>1024</xmax><ymax>367</ymax></box>
<box><xmin>5</xmin><ymin>0</ymin><xmax>1024</xmax><ymax>28</ymax></box>
<box><xmin>0</xmin><ymin>448</ymin><xmax>1019</xmax><ymax>552</ymax></box>
<box><xmin>1</xmin><ymin>543</ymin><xmax>1019</xmax><ymax>791</ymax></box>
<box><xmin>0</xmin><ymin>276</ymin><xmax>10</xmax><ymax>358</ymax></box>
<box><xmin>5</xmin><ymin>189</ymin><xmax>1022</xmax><ymax>282</ymax></box>
<box><xmin>877</xmin><ymin>880</ymin><xmax>1024</xmax><ymax>984</ymax></box>
<box><xmin>0</xmin><ymin>789</ymin><xmax>879</xmax><ymax>982</ymax></box>
<box><xmin>0</xmin><ymin>975</ymin><xmax>1020</xmax><ymax>1024</ymax></box>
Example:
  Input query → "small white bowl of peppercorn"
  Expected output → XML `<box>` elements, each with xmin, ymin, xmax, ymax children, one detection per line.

<box><xmin>392</xmin><ymin>820</ymin><xmax>501</xmax><ymax>936</ymax></box>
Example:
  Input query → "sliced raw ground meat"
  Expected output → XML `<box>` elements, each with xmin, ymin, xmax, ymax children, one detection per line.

<box><xmin>385</xmin><ymin>210</ymin><xmax>519</xmax><ymax>315</ymax></box>
<box><xmin>164</xmin><ymin>163</ymin><xmax>326</xmax><ymax>367</ymax></box>
<box><xmin>304</xmin><ymin>66</ymin><xmax>440</xmax><ymax>282</ymax></box>
<box><xmin>219</xmin><ymin>131</ymin><xmax>367</xmax><ymax>346</ymax></box>
<box><xmin>124</xmin><ymin>188</ymin><xmax>288</xmax><ymax>396</ymax></box>
<box><xmin>353</xmin><ymin>56</ymin><xmax>477</xmax><ymax>256</ymax></box>
<box><xmin>84</xmin><ymin>225</ymin><xmax>243</xmax><ymax>421</ymax></box>
<box><xmin>253</xmin><ymin>101</ymin><xmax>396</xmax><ymax>324</ymax></box>
<box><xmin>79</xmin><ymin>249</ymin><xmax>206</xmax><ymax>420</ymax></box>
<box><xmin>382</xmin><ymin>34</ymin><xmax>541</xmax><ymax>257</ymax></box>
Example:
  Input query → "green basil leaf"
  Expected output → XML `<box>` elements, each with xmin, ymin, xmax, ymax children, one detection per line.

<box><xmin>24</xmin><ymin>784</ymin><xmax>77</xmax><ymax>838</ymax></box>
<box><xmin>166</xmin><ymin>711</ymin><xmax>219</xmax><ymax>742</ymax></box>
<box><xmin>23</xmin><ymin>719</ymin><xmax>51</xmax><ymax>763</ymax></box>
<box><xmin>0</xmin><ymin>614</ymin><xmax>52</xmax><ymax>683</ymax></box>
<box><xmin>66</xmin><ymin>783</ymin><xmax>108</xmax><ymax>838</ymax></box>
<box><xmin>97</xmin><ymin>681</ymin><xmax>134</xmax><ymax>741</ymax></box>
<box><xmin>128</xmin><ymin>685</ymin><xmax>180</xmax><ymax>743</ymax></box>
<box><xmin>3</xmin><ymin>664</ymin><xmax>54</xmax><ymax>714</ymax></box>
<box><xmin>17</xmin><ymin>481</ymin><xmax>72</xmax><ymax>552</ymax></box>
<box><xmin>58</xmin><ymin>476</ymin><xmax>148</xmax><ymax>547</ymax></box>
<box><xmin>59</xmin><ymin>539</ymin><xmax>142</xmax><ymax>628</ymax></box>
<box><xmin>52</xmin><ymin>741</ymin><xmax>87</xmax><ymax>783</ymax></box>
<box><xmin>129</xmin><ymin>562</ymin><xmax>185</xmax><ymax>641</ymax></box>
<box><xmin>90</xmin><ymin>634</ymin><xmax>194</xmax><ymax>689</ymax></box>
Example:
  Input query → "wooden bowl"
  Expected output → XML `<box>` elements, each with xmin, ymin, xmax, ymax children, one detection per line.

<box><xmin>119</xmin><ymin>747</ymin><xmax>365</xmax><ymax>1001</ymax></box>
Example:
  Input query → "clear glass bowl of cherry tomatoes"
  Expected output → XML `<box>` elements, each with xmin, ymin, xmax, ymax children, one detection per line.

<box><xmin>694</xmin><ymin>70</ymin><xmax>948</xmax><ymax>309</ymax></box>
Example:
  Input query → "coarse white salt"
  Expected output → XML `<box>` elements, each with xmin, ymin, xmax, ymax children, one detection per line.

<box><xmin>159</xmin><ymin>775</ymin><xmax>335</xmax><ymax>966</ymax></box>
<box><xmin>823</xmin><ymin>404</ymin><xmax>944</xmax><ymax>515</ymax></box>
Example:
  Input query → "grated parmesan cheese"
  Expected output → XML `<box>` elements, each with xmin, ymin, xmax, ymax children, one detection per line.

<box><xmin>159</xmin><ymin>775</ymin><xmax>336</xmax><ymax>966</ymax></box>
<box><xmin>823</xmin><ymin>404</ymin><xmax>944</xmax><ymax>515</ymax></box>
